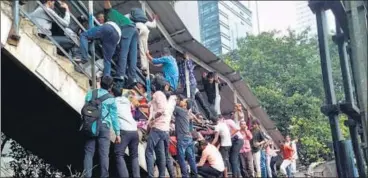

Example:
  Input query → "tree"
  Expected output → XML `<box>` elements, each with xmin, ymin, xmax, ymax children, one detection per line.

<box><xmin>1</xmin><ymin>132</ymin><xmax>63</xmax><ymax>177</ymax></box>
<box><xmin>224</xmin><ymin>28</ymin><xmax>348</xmax><ymax>166</ymax></box>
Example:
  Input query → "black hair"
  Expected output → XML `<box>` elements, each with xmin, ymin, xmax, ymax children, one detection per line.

<box><xmin>198</xmin><ymin>140</ymin><xmax>208</xmax><ymax>147</ymax></box>
<box><xmin>100</xmin><ymin>76</ymin><xmax>114</xmax><ymax>90</ymax></box>
<box><xmin>111</xmin><ymin>86</ymin><xmax>122</xmax><ymax>97</ymax></box>
<box><xmin>207</xmin><ymin>72</ymin><xmax>216</xmax><ymax>79</ymax></box>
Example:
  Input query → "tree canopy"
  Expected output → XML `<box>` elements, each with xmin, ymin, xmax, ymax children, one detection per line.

<box><xmin>224</xmin><ymin>29</ymin><xmax>349</xmax><ymax>166</ymax></box>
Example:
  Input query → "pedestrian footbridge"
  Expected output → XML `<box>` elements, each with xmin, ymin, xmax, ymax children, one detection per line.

<box><xmin>1</xmin><ymin>0</ymin><xmax>283</xmax><ymax>175</ymax></box>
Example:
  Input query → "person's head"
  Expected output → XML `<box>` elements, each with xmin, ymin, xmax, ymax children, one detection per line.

<box><xmin>211</xmin><ymin>115</ymin><xmax>219</xmax><ymax>124</ymax></box>
<box><xmin>207</xmin><ymin>72</ymin><xmax>216</xmax><ymax>83</ymax></box>
<box><xmin>100</xmin><ymin>76</ymin><xmax>114</xmax><ymax>91</ymax></box>
<box><xmin>285</xmin><ymin>135</ymin><xmax>291</xmax><ymax>142</ymax></box>
<box><xmin>198</xmin><ymin>140</ymin><xmax>208</xmax><ymax>150</ymax></box>
<box><xmin>252</xmin><ymin>119</ymin><xmax>260</xmax><ymax>130</ymax></box>
<box><xmin>234</xmin><ymin>103</ymin><xmax>242</xmax><ymax>111</ymax></box>
<box><xmin>111</xmin><ymin>86</ymin><xmax>122</xmax><ymax>97</ymax></box>
<box><xmin>240</xmin><ymin>120</ymin><xmax>248</xmax><ymax>130</ymax></box>
<box><xmin>42</xmin><ymin>0</ymin><xmax>55</xmax><ymax>8</ymax></box>
<box><xmin>162</xmin><ymin>47</ymin><xmax>171</xmax><ymax>56</ymax></box>
<box><xmin>96</xmin><ymin>12</ymin><xmax>105</xmax><ymax>24</ymax></box>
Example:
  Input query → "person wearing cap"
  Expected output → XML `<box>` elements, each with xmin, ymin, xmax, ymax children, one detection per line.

<box><xmin>250</xmin><ymin>120</ymin><xmax>267</xmax><ymax>177</ymax></box>
<box><xmin>197</xmin><ymin>140</ymin><xmax>225</xmax><ymax>177</ymax></box>
<box><xmin>211</xmin><ymin>115</ymin><xmax>232</xmax><ymax>177</ymax></box>
<box><xmin>147</xmin><ymin>48</ymin><xmax>179</xmax><ymax>90</ymax></box>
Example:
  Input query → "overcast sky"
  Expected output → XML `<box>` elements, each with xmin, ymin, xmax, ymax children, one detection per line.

<box><xmin>255</xmin><ymin>1</ymin><xmax>298</xmax><ymax>33</ymax></box>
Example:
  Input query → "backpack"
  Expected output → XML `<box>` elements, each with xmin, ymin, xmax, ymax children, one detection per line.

<box><xmin>130</xmin><ymin>8</ymin><xmax>148</xmax><ymax>23</ymax></box>
<box><xmin>80</xmin><ymin>89</ymin><xmax>112</xmax><ymax>137</ymax></box>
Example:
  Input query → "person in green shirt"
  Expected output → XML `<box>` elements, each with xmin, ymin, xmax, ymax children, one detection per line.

<box><xmin>104</xmin><ymin>0</ymin><xmax>138</xmax><ymax>88</ymax></box>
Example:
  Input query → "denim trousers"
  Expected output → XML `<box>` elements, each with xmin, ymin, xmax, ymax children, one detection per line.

<box><xmin>117</xmin><ymin>24</ymin><xmax>138</xmax><ymax>79</ymax></box>
<box><xmin>80</xmin><ymin>24</ymin><xmax>119</xmax><ymax>76</ymax></box>
<box><xmin>114</xmin><ymin>130</ymin><xmax>140</xmax><ymax>178</ymax></box>
<box><xmin>83</xmin><ymin>123</ymin><xmax>110</xmax><ymax>178</ymax></box>
<box><xmin>145</xmin><ymin>128</ymin><xmax>175</xmax><ymax>178</ymax></box>
<box><xmin>230</xmin><ymin>138</ymin><xmax>244</xmax><ymax>177</ymax></box>
<box><xmin>177</xmin><ymin>136</ymin><xmax>197</xmax><ymax>178</ymax></box>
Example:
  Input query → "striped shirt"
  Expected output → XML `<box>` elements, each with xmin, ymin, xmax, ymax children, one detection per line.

<box><xmin>152</xmin><ymin>55</ymin><xmax>179</xmax><ymax>90</ymax></box>
<box><xmin>178</xmin><ymin>59</ymin><xmax>197</xmax><ymax>88</ymax></box>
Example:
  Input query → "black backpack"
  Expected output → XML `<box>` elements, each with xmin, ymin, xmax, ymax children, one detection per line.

<box><xmin>130</xmin><ymin>8</ymin><xmax>148</xmax><ymax>23</ymax></box>
<box><xmin>80</xmin><ymin>90</ymin><xmax>112</xmax><ymax>137</ymax></box>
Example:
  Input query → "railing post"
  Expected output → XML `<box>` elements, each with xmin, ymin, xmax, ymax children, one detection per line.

<box><xmin>88</xmin><ymin>1</ymin><xmax>96</xmax><ymax>89</ymax></box>
<box><xmin>140</xmin><ymin>1</ymin><xmax>151</xmax><ymax>101</ymax></box>
<box><xmin>234</xmin><ymin>92</ymin><xmax>239</xmax><ymax>123</ymax></box>
<box><xmin>7</xmin><ymin>0</ymin><xmax>21</xmax><ymax>46</ymax></box>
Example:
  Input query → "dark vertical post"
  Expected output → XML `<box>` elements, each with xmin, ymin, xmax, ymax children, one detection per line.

<box><xmin>88</xmin><ymin>1</ymin><xmax>96</xmax><ymax>89</ymax></box>
<box><xmin>333</xmin><ymin>20</ymin><xmax>366</xmax><ymax>178</ymax></box>
<box><xmin>314</xmin><ymin>5</ymin><xmax>344</xmax><ymax>177</ymax></box>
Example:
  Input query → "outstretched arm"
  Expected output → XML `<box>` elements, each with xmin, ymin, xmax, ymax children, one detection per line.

<box><xmin>104</xmin><ymin>0</ymin><xmax>112</xmax><ymax>9</ymax></box>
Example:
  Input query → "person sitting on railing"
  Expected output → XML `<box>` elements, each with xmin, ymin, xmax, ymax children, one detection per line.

<box><xmin>79</xmin><ymin>14</ymin><xmax>121</xmax><ymax>77</ymax></box>
<box><xmin>30</xmin><ymin>0</ymin><xmax>78</xmax><ymax>59</ymax></box>
<box><xmin>104</xmin><ymin>0</ymin><xmax>139</xmax><ymax>87</ymax></box>
<box><xmin>202</xmin><ymin>72</ymin><xmax>224</xmax><ymax>116</ymax></box>
<box><xmin>146</xmin><ymin>48</ymin><xmax>179</xmax><ymax>90</ymax></box>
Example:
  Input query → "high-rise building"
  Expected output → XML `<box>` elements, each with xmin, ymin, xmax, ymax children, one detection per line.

<box><xmin>175</xmin><ymin>1</ymin><xmax>252</xmax><ymax>56</ymax></box>
<box><xmin>295</xmin><ymin>1</ymin><xmax>335</xmax><ymax>35</ymax></box>
<box><xmin>198</xmin><ymin>1</ymin><xmax>252</xmax><ymax>55</ymax></box>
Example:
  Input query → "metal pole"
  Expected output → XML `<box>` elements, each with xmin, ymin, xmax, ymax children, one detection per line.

<box><xmin>234</xmin><ymin>92</ymin><xmax>239</xmax><ymax>123</ymax></box>
<box><xmin>315</xmin><ymin>9</ymin><xmax>344</xmax><ymax>177</ymax></box>
<box><xmin>344</xmin><ymin>0</ymin><xmax>368</xmax><ymax>165</ymax></box>
<box><xmin>334</xmin><ymin>20</ymin><xmax>366</xmax><ymax>178</ymax></box>
<box><xmin>88</xmin><ymin>1</ymin><xmax>96</xmax><ymax>89</ymax></box>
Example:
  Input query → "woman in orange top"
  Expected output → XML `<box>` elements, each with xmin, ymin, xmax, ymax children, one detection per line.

<box><xmin>280</xmin><ymin>135</ymin><xmax>295</xmax><ymax>176</ymax></box>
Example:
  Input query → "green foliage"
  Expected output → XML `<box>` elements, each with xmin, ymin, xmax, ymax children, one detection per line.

<box><xmin>224</xmin><ymin>28</ymin><xmax>348</xmax><ymax>166</ymax></box>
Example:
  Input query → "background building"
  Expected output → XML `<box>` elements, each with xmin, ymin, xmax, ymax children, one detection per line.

<box><xmin>175</xmin><ymin>1</ymin><xmax>252</xmax><ymax>56</ymax></box>
<box><xmin>295</xmin><ymin>1</ymin><xmax>335</xmax><ymax>35</ymax></box>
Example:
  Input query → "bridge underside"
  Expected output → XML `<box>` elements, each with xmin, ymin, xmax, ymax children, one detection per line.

<box><xmin>2</xmin><ymin>49</ymin><xmax>84</xmax><ymax>172</ymax></box>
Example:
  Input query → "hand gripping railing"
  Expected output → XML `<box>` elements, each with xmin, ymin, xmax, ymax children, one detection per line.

<box><xmin>19</xmin><ymin>8</ymin><xmax>91</xmax><ymax>79</ymax></box>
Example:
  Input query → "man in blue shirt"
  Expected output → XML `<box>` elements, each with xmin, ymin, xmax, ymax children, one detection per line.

<box><xmin>147</xmin><ymin>48</ymin><xmax>179</xmax><ymax>90</ymax></box>
<box><xmin>83</xmin><ymin>76</ymin><xmax>121</xmax><ymax>178</ymax></box>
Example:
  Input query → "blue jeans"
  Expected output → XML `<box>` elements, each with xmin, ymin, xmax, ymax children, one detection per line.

<box><xmin>117</xmin><ymin>25</ymin><xmax>138</xmax><ymax>79</ymax></box>
<box><xmin>145</xmin><ymin>128</ymin><xmax>175</xmax><ymax>178</ymax></box>
<box><xmin>80</xmin><ymin>24</ymin><xmax>119</xmax><ymax>76</ymax></box>
<box><xmin>230</xmin><ymin>138</ymin><xmax>244</xmax><ymax>177</ymax></box>
<box><xmin>114</xmin><ymin>130</ymin><xmax>140</xmax><ymax>178</ymax></box>
<box><xmin>177</xmin><ymin>136</ymin><xmax>197</xmax><ymax>178</ymax></box>
<box><xmin>83</xmin><ymin>123</ymin><xmax>110</xmax><ymax>178</ymax></box>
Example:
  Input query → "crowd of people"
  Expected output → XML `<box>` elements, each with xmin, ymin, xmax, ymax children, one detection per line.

<box><xmin>27</xmin><ymin>0</ymin><xmax>300</xmax><ymax>178</ymax></box>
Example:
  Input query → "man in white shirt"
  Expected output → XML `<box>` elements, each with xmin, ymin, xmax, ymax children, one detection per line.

<box><xmin>211</xmin><ymin>116</ymin><xmax>232</xmax><ymax>177</ymax></box>
<box><xmin>112</xmin><ymin>87</ymin><xmax>140</xmax><ymax>178</ymax></box>
<box><xmin>197</xmin><ymin>140</ymin><xmax>225</xmax><ymax>177</ymax></box>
